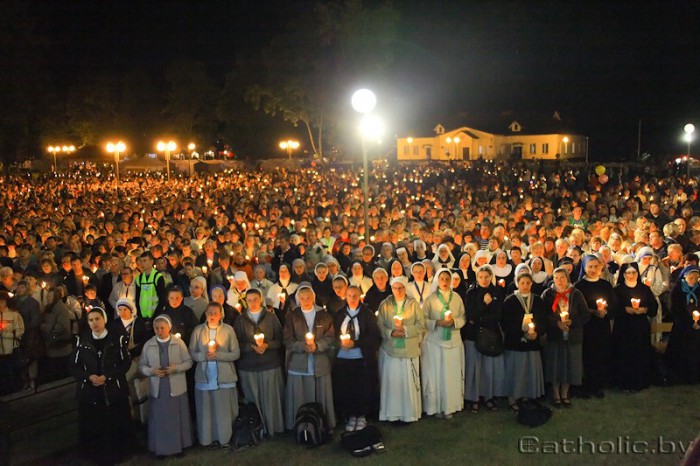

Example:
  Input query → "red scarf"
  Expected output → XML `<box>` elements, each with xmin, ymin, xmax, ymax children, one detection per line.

<box><xmin>552</xmin><ymin>288</ymin><xmax>572</xmax><ymax>313</ymax></box>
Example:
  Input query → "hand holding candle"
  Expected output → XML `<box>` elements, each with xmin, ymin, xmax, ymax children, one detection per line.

<box><xmin>595</xmin><ymin>298</ymin><xmax>607</xmax><ymax>311</ymax></box>
<box><xmin>202</xmin><ymin>266</ymin><xmax>208</xmax><ymax>275</ymax></box>
<box><xmin>527</xmin><ymin>322</ymin><xmax>536</xmax><ymax>335</ymax></box>
<box><xmin>498</xmin><ymin>279</ymin><xmax>506</xmax><ymax>287</ymax></box>
<box><xmin>693</xmin><ymin>310</ymin><xmax>700</xmax><ymax>323</ymax></box>
<box><xmin>305</xmin><ymin>332</ymin><xmax>315</xmax><ymax>346</ymax></box>
<box><xmin>254</xmin><ymin>332</ymin><xmax>265</xmax><ymax>347</ymax></box>
<box><xmin>340</xmin><ymin>333</ymin><xmax>352</xmax><ymax>348</ymax></box>
<box><xmin>82</xmin><ymin>275</ymin><xmax>89</xmax><ymax>285</ymax></box>
<box><xmin>393</xmin><ymin>315</ymin><xmax>403</xmax><ymax>328</ymax></box>
<box><xmin>630</xmin><ymin>298</ymin><xmax>641</xmax><ymax>310</ymax></box>
<box><xmin>560</xmin><ymin>310</ymin><xmax>569</xmax><ymax>322</ymax></box>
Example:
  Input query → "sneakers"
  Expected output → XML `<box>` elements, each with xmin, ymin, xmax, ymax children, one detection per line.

<box><xmin>355</xmin><ymin>416</ymin><xmax>367</xmax><ymax>430</ymax></box>
<box><xmin>345</xmin><ymin>416</ymin><xmax>357</xmax><ymax>432</ymax></box>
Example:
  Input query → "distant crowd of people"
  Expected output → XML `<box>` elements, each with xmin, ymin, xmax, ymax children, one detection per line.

<box><xmin>0</xmin><ymin>160</ymin><xmax>698</xmax><ymax>463</ymax></box>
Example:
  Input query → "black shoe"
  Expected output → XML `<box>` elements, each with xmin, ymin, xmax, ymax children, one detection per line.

<box><xmin>390</xmin><ymin>420</ymin><xmax>410</xmax><ymax>427</ymax></box>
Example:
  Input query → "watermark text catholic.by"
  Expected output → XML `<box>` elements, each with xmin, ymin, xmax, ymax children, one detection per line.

<box><xmin>519</xmin><ymin>436</ymin><xmax>693</xmax><ymax>455</ymax></box>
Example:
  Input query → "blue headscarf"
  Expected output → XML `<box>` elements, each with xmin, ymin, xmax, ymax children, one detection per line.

<box><xmin>679</xmin><ymin>265</ymin><xmax>700</xmax><ymax>305</ymax></box>
<box><xmin>578</xmin><ymin>253</ymin><xmax>601</xmax><ymax>281</ymax></box>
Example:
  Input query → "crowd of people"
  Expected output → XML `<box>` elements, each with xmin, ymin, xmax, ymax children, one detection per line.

<box><xmin>0</xmin><ymin>159</ymin><xmax>699</xmax><ymax>463</ymax></box>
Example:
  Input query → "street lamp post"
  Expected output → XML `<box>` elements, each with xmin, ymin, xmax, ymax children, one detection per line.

<box><xmin>684</xmin><ymin>124</ymin><xmax>695</xmax><ymax>179</ymax></box>
<box><xmin>157</xmin><ymin>140</ymin><xmax>177</xmax><ymax>181</ymax></box>
<box><xmin>352</xmin><ymin>89</ymin><xmax>383</xmax><ymax>242</ymax></box>
<box><xmin>279</xmin><ymin>140</ymin><xmax>300</xmax><ymax>159</ymax></box>
<box><xmin>47</xmin><ymin>145</ymin><xmax>75</xmax><ymax>172</ymax></box>
<box><xmin>106</xmin><ymin>141</ymin><xmax>126</xmax><ymax>194</ymax></box>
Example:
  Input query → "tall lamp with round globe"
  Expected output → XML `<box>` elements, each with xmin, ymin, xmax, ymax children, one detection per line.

<box><xmin>685</xmin><ymin>124</ymin><xmax>695</xmax><ymax>179</ymax></box>
<box><xmin>351</xmin><ymin>89</ymin><xmax>382</xmax><ymax>241</ymax></box>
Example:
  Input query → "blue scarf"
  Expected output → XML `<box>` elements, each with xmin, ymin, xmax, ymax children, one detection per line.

<box><xmin>681</xmin><ymin>279</ymin><xmax>699</xmax><ymax>305</ymax></box>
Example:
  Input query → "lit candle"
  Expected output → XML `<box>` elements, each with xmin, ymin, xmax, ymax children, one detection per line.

<box><xmin>393</xmin><ymin>315</ymin><xmax>403</xmax><ymax>328</ymax></box>
<box><xmin>631</xmin><ymin>298</ymin><xmax>641</xmax><ymax>308</ymax></box>
<box><xmin>175</xmin><ymin>333</ymin><xmax>181</xmax><ymax>339</ymax></box>
<box><xmin>202</xmin><ymin>266</ymin><xmax>208</xmax><ymax>275</ymax></box>
<box><xmin>41</xmin><ymin>281</ymin><xmax>47</xmax><ymax>289</ymax></box>
<box><xmin>444</xmin><ymin>310</ymin><xmax>452</xmax><ymax>321</ymax></box>
<box><xmin>693</xmin><ymin>311</ymin><xmax>700</xmax><ymax>323</ymax></box>
<box><xmin>207</xmin><ymin>259</ymin><xmax>213</xmax><ymax>268</ymax></box>
<box><xmin>643</xmin><ymin>277</ymin><xmax>652</xmax><ymax>287</ymax></box>
<box><xmin>360</xmin><ymin>294</ymin><xmax>366</xmax><ymax>302</ymax></box>
<box><xmin>498</xmin><ymin>279</ymin><xmax>505</xmax><ymax>287</ymax></box>
<box><xmin>596</xmin><ymin>298</ymin><xmax>607</xmax><ymax>308</ymax></box>
<box><xmin>227</xmin><ymin>275</ymin><xmax>234</xmax><ymax>281</ymax></box>
<box><xmin>208</xmin><ymin>340</ymin><xmax>216</xmax><ymax>348</ymax></box>
<box><xmin>278</xmin><ymin>292</ymin><xmax>286</xmax><ymax>302</ymax></box>
<box><xmin>254</xmin><ymin>333</ymin><xmax>265</xmax><ymax>346</ymax></box>
<box><xmin>305</xmin><ymin>332</ymin><xmax>315</xmax><ymax>345</ymax></box>
<box><xmin>340</xmin><ymin>333</ymin><xmax>351</xmax><ymax>343</ymax></box>
<box><xmin>245</xmin><ymin>255</ymin><xmax>250</xmax><ymax>261</ymax></box>
<box><xmin>82</xmin><ymin>275</ymin><xmax>89</xmax><ymax>284</ymax></box>
<box><xmin>527</xmin><ymin>322</ymin><xmax>536</xmax><ymax>335</ymax></box>
<box><xmin>235</xmin><ymin>303</ymin><xmax>242</xmax><ymax>312</ymax></box>
<box><xmin>7</xmin><ymin>292</ymin><xmax>13</xmax><ymax>298</ymax></box>
<box><xmin>560</xmin><ymin>310</ymin><xmax>569</xmax><ymax>322</ymax></box>
<box><xmin>522</xmin><ymin>313</ymin><xmax>533</xmax><ymax>327</ymax></box>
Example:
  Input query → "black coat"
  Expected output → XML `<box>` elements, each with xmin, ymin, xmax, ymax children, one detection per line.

<box><xmin>70</xmin><ymin>331</ymin><xmax>131</xmax><ymax>405</ymax></box>
<box><xmin>107</xmin><ymin>317</ymin><xmax>151</xmax><ymax>357</ymax></box>
<box><xmin>462</xmin><ymin>284</ymin><xmax>503</xmax><ymax>342</ymax></box>
<box><xmin>332</xmin><ymin>303</ymin><xmax>381</xmax><ymax>362</ymax></box>
<box><xmin>154</xmin><ymin>304</ymin><xmax>199</xmax><ymax>345</ymax></box>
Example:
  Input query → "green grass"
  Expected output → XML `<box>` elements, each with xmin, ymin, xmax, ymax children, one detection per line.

<box><xmin>13</xmin><ymin>385</ymin><xmax>699</xmax><ymax>465</ymax></box>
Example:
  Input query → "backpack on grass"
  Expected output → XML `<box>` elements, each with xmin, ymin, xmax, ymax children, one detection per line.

<box><xmin>516</xmin><ymin>399</ymin><xmax>552</xmax><ymax>427</ymax></box>
<box><xmin>231</xmin><ymin>402</ymin><xmax>263</xmax><ymax>452</ymax></box>
<box><xmin>294</xmin><ymin>402</ymin><xmax>329</xmax><ymax>448</ymax></box>
<box><xmin>340</xmin><ymin>425</ymin><xmax>385</xmax><ymax>457</ymax></box>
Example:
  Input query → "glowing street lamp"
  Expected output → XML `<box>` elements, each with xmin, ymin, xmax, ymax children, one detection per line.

<box><xmin>352</xmin><ymin>89</ymin><xmax>382</xmax><ymax>239</ymax></box>
<box><xmin>684</xmin><ymin>124</ymin><xmax>694</xmax><ymax>178</ymax></box>
<box><xmin>46</xmin><ymin>145</ymin><xmax>75</xmax><ymax>172</ymax></box>
<box><xmin>279</xmin><ymin>140</ymin><xmax>300</xmax><ymax>159</ymax></box>
<box><xmin>106</xmin><ymin>141</ymin><xmax>126</xmax><ymax>186</ymax></box>
<box><xmin>563</xmin><ymin>136</ymin><xmax>570</xmax><ymax>155</ymax></box>
<box><xmin>157</xmin><ymin>140</ymin><xmax>177</xmax><ymax>181</ymax></box>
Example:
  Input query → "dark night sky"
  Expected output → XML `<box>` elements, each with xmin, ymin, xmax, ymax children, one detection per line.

<box><xmin>27</xmin><ymin>0</ymin><xmax>700</xmax><ymax>160</ymax></box>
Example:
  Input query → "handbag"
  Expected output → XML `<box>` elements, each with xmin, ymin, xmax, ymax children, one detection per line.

<box><xmin>12</xmin><ymin>329</ymin><xmax>30</xmax><ymax>369</ymax></box>
<box><xmin>47</xmin><ymin>318</ymin><xmax>72</xmax><ymax>348</ymax></box>
<box><xmin>475</xmin><ymin>326</ymin><xmax>503</xmax><ymax>357</ymax></box>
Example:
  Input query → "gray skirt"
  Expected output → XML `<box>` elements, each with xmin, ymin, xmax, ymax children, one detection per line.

<box><xmin>464</xmin><ymin>340</ymin><xmax>505</xmax><ymax>401</ymax></box>
<box><xmin>194</xmin><ymin>387</ymin><xmax>239</xmax><ymax>446</ymax></box>
<box><xmin>543</xmin><ymin>341</ymin><xmax>583</xmax><ymax>385</ymax></box>
<box><xmin>503</xmin><ymin>350</ymin><xmax>545</xmax><ymax>400</ymax></box>
<box><xmin>239</xmin><ymin>368</ymin><xmax>285</xmax><ymax>436</ymax></box>
<box><xmin>284</xmin><ymin>373</ymin><xmax>336</xmax><ymax>430</ymax></box>
<box><xmin>148</xmin><ymin>393</ymin><xmax>193</xmax><ymax>456</ymax></box>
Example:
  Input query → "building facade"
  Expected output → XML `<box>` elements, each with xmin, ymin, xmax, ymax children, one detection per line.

<box><xmin>397</xmin><ymin>121</ymin><xmax>587</xmax><ymax>161</ymax></box>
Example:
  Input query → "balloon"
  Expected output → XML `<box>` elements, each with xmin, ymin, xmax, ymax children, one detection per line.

<box><xmin>599</xmin><ymin>174</ymin><xmax>609</xmax><ymax>184</ymax></box>
<box><xmin>595</xmin><ymin>165</ymin><xmax>606</xmax><ymax>176</ymax></box>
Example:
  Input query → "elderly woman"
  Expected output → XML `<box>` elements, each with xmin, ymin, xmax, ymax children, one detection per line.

<box><xmin>139</xmin><ymin>314</ymin><xmax>193</xmax><ymax>459</ymax></box>
<box><xmin>233</xmin><ymin>288</ymin><xmax>285</xmax><ymax>436</ymax></box>
<box><xmin>0</xmin><ymin>291</ymin><xmax>24</xmax><ymax>395</ymax></box>
<box><xmin>333</xmin><ymin>284</ymin><xmax>380</xmax><ymax>431</ymax></box>
<box><xmin>185</xmin><ymin>276</ymin><xmax>209</xmax><ymax>321</ymax></box>
<box><xmin>364</xmin><ymin>268</ymin><xmax>391</xmax><ymax>313</ymax></box>
<box><xmin>377</xmin><ymin>276</ymin><xmax>425</xmax><ymax>425</ymax></box>
<box><xmin>266</xmin><ymin>264</ymin><xmax>298</xmax><ymax>318</ymax></box>
<box><xmin>613</xmin><ymin>262</ymin><xmax>658</xmax><ymax>392</ymax></box>
<box><xmin>205</xmin><ymin>285</ymin><xmax>237</xmax><ymax>327</ymax></box>
<box><xmin>189</xmin><ymin>302</ymin><xmax>240</xmax><ymax>448</ymax></box>
<box><xmin>283</xmin><ymin>284</ymin><xmax>336</xmax><ymax>430</ymax></box>
<box><xmin>541</xmin><ymin>268</ymin><xmax>590</xmax><ymax>408</ymax></box>
<box><xmin>71</xmin><ymin>307</ymin><xmax>132</xmax><ymax>464</ymax></box>
<box><xmin>432</xmin><ymin>244</ymin><xmax>456</xmax><ymax>270</ymax></box>
<box><xmin>421</xmin><ymin>268</ymin><xmax>466</xmax><ymax>419</ymax></box>
<box><xmin>463</xmin><ymin>265</ymin><xmax>504</xmax><ymax>413</ymax></box>
<box><xmin>40</xmin><ymin>287</ymin><xmax>74</xmax><ymax>383</ymax></box>
<box><xmin>290</xmin><ymin>258</ymin><xmax>311</xmax><ymax>283</ymax></box>
<box><xmin>108</xmin><ymin>297</ymin><xmax>150</xmax><ymax>421</ymax></box>
<box><xmin>666</xmin><ymin>265</ymin><xmax>700</xmax><ymax>384</ymax></box>
<box><xmin>226</xmin><ymin>270</ymin><xmax>251</xmax><ymax>313</ymax></box>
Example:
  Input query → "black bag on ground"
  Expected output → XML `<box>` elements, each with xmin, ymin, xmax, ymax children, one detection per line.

<box><xmin>516</xmin><ymin>399</ymin><xmax>552</xmax><ymax>427</ymax></box>
<box><xmin>230</xmin><ymin>402</ymin><xmax>263</xmax><ymax>452</ymax></box>
<box><xmin>294</xmin><ymin>402</ymin><xmax>329</xmax><ymax>448</ymax></box>
<box><xmin>340</xmin><ymin>425</ymin><xmax>385</xmax><ymax>457</ymax></box>
<box><xmin>476</xmin><ymin>327</ymin><xmax>504</xmax><ymax>356</ymax></box>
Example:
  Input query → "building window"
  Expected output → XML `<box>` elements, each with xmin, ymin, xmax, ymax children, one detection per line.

<box><xmin>403</xmin><ymin>145</ymin><xmax>408</xmax><ymax>155</ymax></box>
<box><xmin>530</xmin><ymin>144</ymin><xmax>536</xmax><ymax>154</ymax></box>
<box><xmin>478</xmin><ymin>145</ymin><xmax>483</xmax><ymax>155</ymax></box>
<box><xmin>426</xmin><ymin>146</ymin><xmax>432</xmax><ymax>158</ymax></box>
<box><xmin>413</xmin><ymin>145</ymin><xmax>418</xmax><ymax>155</ymax></box>
<box><xmin>571</xmin><ymin>142</ymin><xmax>575</xmax><ymax>153</ymax></box>
<box><xmin>542</xmin><ymin>143</ymin><xmax>549</xmax><ymax>154</ymax></box>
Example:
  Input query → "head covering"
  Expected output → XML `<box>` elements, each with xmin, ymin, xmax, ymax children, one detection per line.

<box><xmin>617</xmin><ymin>262</ymin><xmax>640</xmax><ymax>286</ymax></box>
<box><xmin>558</xmin><ymin>256</ymin><xmax>574</xmax><ymax>267</ymax></box>
<box><xmin>191</xmin><ymin>275</ymin><xmax>207</xmax><ymax>292</ymax></box>
<box><xmin>514</xmin><ymin>263</ymin><xmax>532</xmax><ymax>278</ymax></box>
<box><xmin>234</xmin><ymin>270</ymin><xmax>251</xmax><ymax>288</ymax></box>
<box><xmin>209</xmin><ymin>284</ymin><xmax>227</xmax><ymax>301</ymax></box>
<box><xmin>390</xmin><ymin>276</ymin><xmax>409</xmax><ymax>289</ymax></box>
<box><xmin>87</xmin><ymin>306</ymin><xmax>108</xmax><ymax>323</ymax></box>
<box><xmin>578</xmin><ymin>253</ymin><xmax>601</xmax><ymax>281</ymax></box>
<box><xmin>430</xmin><ymin>267</ymin><xmax>453</xmax><ymax>293</ymax></box>
<box><xmin>295</xmin><ymin>281</ymin><xmax>316</xmax><ymax>309</ymax></box>
<box><xmin>153</xmin><ymin>314</ymin><xmax>172</xmax><ymax>329</ymax></box>
<box><xmin>680</xmin><ymin>265</ymin><xmax>700</xmax><ymax>305</ymax></box>
<box><xmin>636</xmin><ymin>246</ymin><xmax>654</xmax><ymax>260</ymax></box>
<box><xmin>115</xmin><ymin>297</ymin><xmax>136</xmax><ymax>313</ymax></box>
<box><xmin>433</xmin><ymin>243</ymin><xmax>456</xmax><ymax>268</ymax></box>
<box><xmin>388</xmin><ymin>259</ymin><xmax>406</xmax><ymax>277</ymax></box>
<box><xmin>396</xmin><ymin>247</ymin><xmax>407</xmax><ymax>255</ymax></box>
